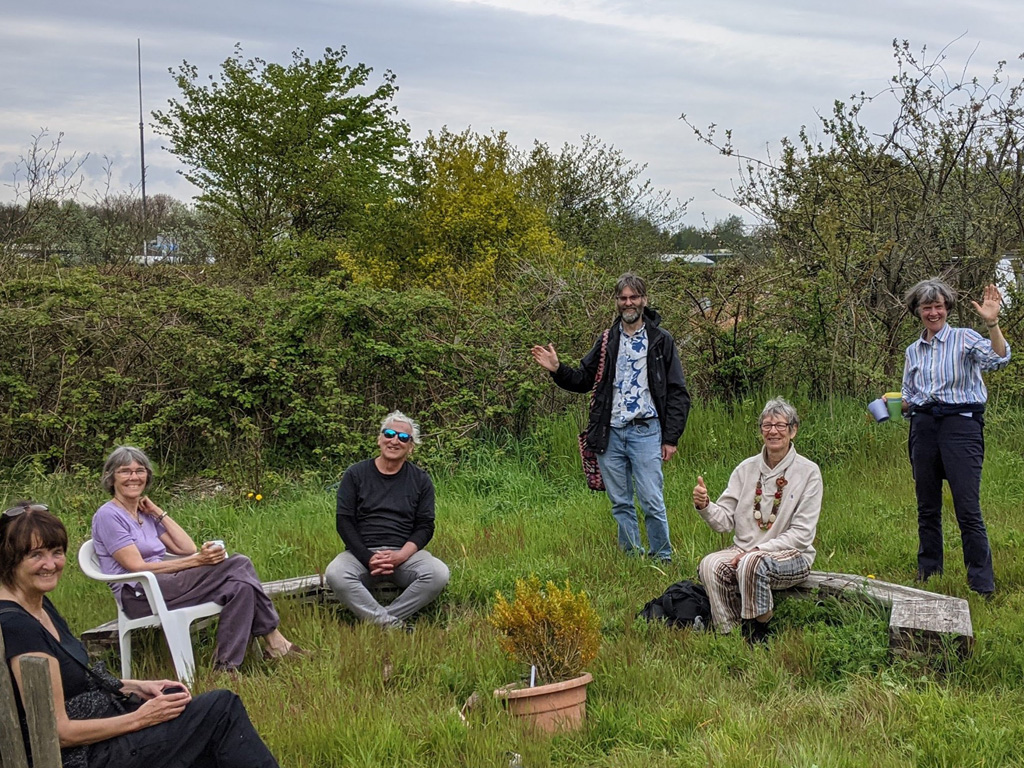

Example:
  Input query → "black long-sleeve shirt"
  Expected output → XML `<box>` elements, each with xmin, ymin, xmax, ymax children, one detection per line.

<box><xmin>335</xmin><ymin>458</ymin><xmax>436</xmax><ymax>568</ymax></box>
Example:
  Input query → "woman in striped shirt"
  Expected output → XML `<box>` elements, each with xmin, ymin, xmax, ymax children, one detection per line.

<box><xmin>901</xmin><ymin>278</ymin><xmax>1010</xmax><ymax>597</ymax></box>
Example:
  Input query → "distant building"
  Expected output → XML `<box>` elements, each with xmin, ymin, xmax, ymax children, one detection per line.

<box><xmin>996</xmin><ymin>256</ymin><xmax>1019</xmax><ymax>308</ymax></box>
<box><xmin>660</xmin><ymin>252</ymin><xmax>716</xmax><ymax>265</ymax></box>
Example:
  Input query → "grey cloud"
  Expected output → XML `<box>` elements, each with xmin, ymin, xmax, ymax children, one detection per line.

<box><xmin>2</xmin><ymin>0</ymin><xmax>1023</xmax><ymax>225</ymax></box>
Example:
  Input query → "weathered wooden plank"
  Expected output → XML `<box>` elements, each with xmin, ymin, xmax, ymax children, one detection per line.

<box><xmin>784</xmin><ymin>570</ymin><xmax>974</xmax><ymax>658</ymax></box>
<box><xmin>889</xmin><ymin>597</ymin><xmax>973</xmax><ymax>657</ymax></box>
<box><xmin>20</xmin><ymin>657</ymin><xmax>60</xmax><ymax>768</ymax></box>
<box><xmin>0</xmin><ymin>627</ymin><xmax>30</xmax><ymax>768</ymax></box>
<box><xmin>797</xmin><ymin>572</ymin><xmax>951</xmax><ymax>606</ymax></box>
<box><xmin>262</xmin><ymin>574</ymin><xmax>324</xmax><ymax>600</ymax></box>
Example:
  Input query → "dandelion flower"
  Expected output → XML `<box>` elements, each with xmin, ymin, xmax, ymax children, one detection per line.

<box><xmin>255</xmin><ymin>494</ymin><xmax>263</xmax><ymax>501</ymax></box>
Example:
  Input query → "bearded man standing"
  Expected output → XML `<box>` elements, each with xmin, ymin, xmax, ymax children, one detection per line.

<box><xmin>531</xmin><ymin>273</ymin><xmax>690</xmax><ymax>562</ymax></box>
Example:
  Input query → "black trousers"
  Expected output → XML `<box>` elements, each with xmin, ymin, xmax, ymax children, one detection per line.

<box><xmin>909</xmin><ymin>411</ymin><xmax>994</xmax><ymax>593</ymax></box>
<box><xmin>88</xmin><ymin>689</ymin><xmax>279</xmax><ymax>768</ymax></box>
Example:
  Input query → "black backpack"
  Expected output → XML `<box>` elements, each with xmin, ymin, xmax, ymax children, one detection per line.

<box><xmin>638</xmin><ymin>579</ymin><xmax>712</xmax><ymax>630</ymax></box>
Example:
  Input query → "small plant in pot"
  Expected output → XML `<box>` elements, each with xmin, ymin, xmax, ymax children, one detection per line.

<box><xmin>489</xmin><ymin>575</ymin><xmax>601</xmax><ymax>733</ymax></box>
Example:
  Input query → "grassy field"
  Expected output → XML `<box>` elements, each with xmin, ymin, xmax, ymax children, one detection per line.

<box><xmin>6</xmin><ymin>397</ymin><xmax>1024</xmax><ymax>767</ymax></box>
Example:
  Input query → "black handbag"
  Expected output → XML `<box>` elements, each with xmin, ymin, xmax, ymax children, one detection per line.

<box><xmin>638</xmin><ymin>580</ymin><xmax>712</xmax><ymax>630</ymax></box>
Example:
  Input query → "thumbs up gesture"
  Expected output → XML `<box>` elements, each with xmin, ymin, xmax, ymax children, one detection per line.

<box><xmin>693</xmin><ymin>476</ymin><xmax>709</xmax><ymax>510</ymax></box>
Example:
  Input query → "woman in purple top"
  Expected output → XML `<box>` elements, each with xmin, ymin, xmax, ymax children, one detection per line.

<box><xmin>91</xmin><ymin>446</ymin><xmax>305</xmax><ymax>672</ymax></box>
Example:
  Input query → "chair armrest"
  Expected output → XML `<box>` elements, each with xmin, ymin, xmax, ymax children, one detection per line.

<box><xmin>84</xmin><ymin>567</ymin><xmax>170</xmax><ymax>617</ymax></box>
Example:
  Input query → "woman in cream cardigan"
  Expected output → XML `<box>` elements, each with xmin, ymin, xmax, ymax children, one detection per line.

<box><xmin>692</xmin><ymin>398</ymin><xmax>822</xmax><ymax>642</ymax></box>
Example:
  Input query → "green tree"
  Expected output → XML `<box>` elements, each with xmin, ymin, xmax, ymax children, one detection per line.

<box><xmin>522</xmin><ymin>135</ymin><xmax>684</xmax><ymax>271</ymax></box>
<box><xmin>342</xmin><ymin>128</ymin><xmax>575</xmax><ymax>298</ymax></box>
<box><xmin>0</xmin><ymin>131</ymin><xmax>88</xmax><ymax>261</ymax></box>
<box><xmin>153</xmin><ymin>45</ymin><xmax>410</xmax><ymax>270</ymax></box>
<box><xmin>670</xmin><ymin>214</ymin><xmax>749</xmax><ymax>254</ymax></box>
<box><xmin>147</xmin><ymin>194</ymin><xmax>215</xmax><ymax>264</ymax></box>
<box><xmin>683</xmin><ymin>40</ymin><xmax>1024</xmax><ymax>395</ymax></box>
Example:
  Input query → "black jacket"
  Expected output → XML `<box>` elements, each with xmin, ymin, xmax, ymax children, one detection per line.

<box><xmin>551</xmin><ymin>307</ymin><xmax>690</xmax><ymax>453</ymax></box>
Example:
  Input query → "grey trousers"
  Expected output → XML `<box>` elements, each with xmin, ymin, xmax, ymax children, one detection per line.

<box><xmin>121</xmin><ymin>555</ymin><xmax>280</xmax><ymax>670</ymax></box>
<box><xmin>325</xmin><ymin>549</ymin><xmax>450</xmax><ymax>626</ymax></box>
<box><xmin>698</xmin><ymin>546</ymin><xmax>810</xmax><ymax>633</ymax></box>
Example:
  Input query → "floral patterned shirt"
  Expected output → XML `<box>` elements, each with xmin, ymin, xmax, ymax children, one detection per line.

<box><xmin>610</xmin><ymin>323</ymin><xmax>658</xmax><ymax>428</ymax></box>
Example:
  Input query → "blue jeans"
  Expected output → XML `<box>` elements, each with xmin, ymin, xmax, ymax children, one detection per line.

<box><xmin>595</xmin><ymin>419</ymin><xmax>672</xmax><ymax>560</ymax></box>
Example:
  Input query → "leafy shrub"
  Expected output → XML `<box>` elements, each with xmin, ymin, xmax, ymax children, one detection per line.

<box><xmin>489</xmin><ymin>575</ymin><xmax>601</xmax><ymax>684</ymax></box>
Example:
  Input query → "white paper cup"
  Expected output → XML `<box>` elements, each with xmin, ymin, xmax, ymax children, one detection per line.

<box><xmin>209</xmin><ymin>540</ymin><xmax>227</xmax><ymax>556</ymax></box>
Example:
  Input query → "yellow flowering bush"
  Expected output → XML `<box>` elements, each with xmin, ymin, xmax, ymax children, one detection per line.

<box><xmin>489</xmin><ymin>576</ymin><xmax>600</xmax><ymax>684</ymax></box>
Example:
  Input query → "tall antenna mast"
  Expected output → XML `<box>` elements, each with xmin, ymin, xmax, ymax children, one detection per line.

<box><xmin>138</xmin><ymin>38</ymin><xmax>149</xmax><ymax>264</ymax></box>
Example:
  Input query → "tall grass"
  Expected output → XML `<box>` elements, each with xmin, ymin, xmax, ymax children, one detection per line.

<box><xmin>4</xmin><ymin>398</ymin><xmax>1024</xmax><ymax>766</ymax></box>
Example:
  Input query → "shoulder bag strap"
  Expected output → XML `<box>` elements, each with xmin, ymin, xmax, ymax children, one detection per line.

<box><xmin>588</xmin><ymin>329</ymin><xmax>610</xmax><ymax>405</ymax></box>
<box><xmin>0</xmin><ymin>605</ymin><xmax>125</xmax><ymax>698</ymax></box>
<box><xmin>588</xmin><ymin>329</ymin><xmax>610</xmax><ymax>410</ymax></box>
<box><xmin>593</xmin><ymin>329</ymin><xmax>610</xmax><ymax>385</ymax></box>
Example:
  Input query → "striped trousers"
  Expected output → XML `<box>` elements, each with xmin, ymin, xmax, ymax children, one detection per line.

<box><xmin>698</xmin><ymin>546</ymin><xmax>811</xmax><ymax>633</ymax></box>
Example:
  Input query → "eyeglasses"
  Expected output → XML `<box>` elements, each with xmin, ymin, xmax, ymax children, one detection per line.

<box><xmin>381</xmin><ymin>429</ymin><xmax>413</xmax><ymax>444</ymax></box>
<box><xmin>616</xmin><ymin>293</ymin><xmax>645</xmax><ymax>305</ymax></box>
<box><xmin>114</xmin><ymin>468</ymin><xmax>148</xmax><ymax>478</ymax></box>
<box><xmin>2</xmin><ymin>503</ymin><xmax>49</xmax><ymax>519</ymax></box>
<box><xmin>760</xmin><ymin>422</ymin><xmax>793</xmax><ymax>433</ymax></box>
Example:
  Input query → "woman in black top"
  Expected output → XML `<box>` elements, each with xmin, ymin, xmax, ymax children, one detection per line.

<box><xmin>0</xmin><ymin>501</ymin><xmax>279</xmax><ymax>768</ymax></box>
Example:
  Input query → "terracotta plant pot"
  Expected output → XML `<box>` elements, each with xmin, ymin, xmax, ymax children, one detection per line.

<box><xmin>494</xmin><ymin>672</ymin><xmax>593</xmax><ymax>733</ymax></box>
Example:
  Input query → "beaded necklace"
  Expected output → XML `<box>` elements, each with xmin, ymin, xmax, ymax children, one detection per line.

<box><xmin>753</xmin><ymin>473</ymin><xmax>787</xmax><ymax>530</ymax></box>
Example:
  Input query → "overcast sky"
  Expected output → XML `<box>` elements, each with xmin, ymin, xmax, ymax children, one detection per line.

<box><xmin>2</xmin><ymin>0</ymin><xmax>1023</xmax><ymax>228</ymax></box>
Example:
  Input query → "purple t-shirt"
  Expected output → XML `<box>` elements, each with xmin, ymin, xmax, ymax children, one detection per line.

<box><xmin>91</xmin><ymin>500</ymin><xmax>168</xmax><ymax>603</ymax></box>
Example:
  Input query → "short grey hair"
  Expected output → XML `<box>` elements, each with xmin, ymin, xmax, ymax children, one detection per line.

<box><xmin>759</xmin><ymin>397</ymin><xmax>799</xmax><ymax>430</ymax></box>
<box><xmin>380</xmin><ymin>410</ymin><xmax>422</xmax><ymax>445</ymax></box>
<box><xmin>101</xmin><ymin>446</ymin><xmax>154</xmax><ymax>495</ymax></box>
<box><xmin>614</xmin><ymin>273</ymin><xmax>647</xmax><ymax>298</ymax></box>
<box><xmin>905</xmin><ymin>278</ymin><xmax>957</xmax><ymax>317</ymax></box>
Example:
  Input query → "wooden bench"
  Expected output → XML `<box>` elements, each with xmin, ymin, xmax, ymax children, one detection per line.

<box><xmin>784</xmin><ymin>571</ymin><xmax>974</xmax><ymax>657</ymax></box>
<box><xmin>81</xmin><ymin>569</ymin><xmax>974</xmax><ymax>661</ymax></box>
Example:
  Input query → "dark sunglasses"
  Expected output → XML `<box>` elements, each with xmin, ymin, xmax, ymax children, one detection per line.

<box><xmin>381</xmin><ymin>429</ymin><xmax>413</xmax><ymax>444</ymax></box>
<box><xmin>2</xmin><ymin>503</ymin><xmax>49</xmax><ymax>519</ymax></box>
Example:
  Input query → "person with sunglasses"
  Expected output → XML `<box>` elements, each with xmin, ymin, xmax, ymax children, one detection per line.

<box><xmin>325</xmin><ymin>410</ymin><xmax>449</xmax><ymax>628</ymax></box>
<box><xmin>0</xmin><ymin>502</ymin><xmax>280</xmax><ymax>767</ymax></box>
<box><xmin>691</xmin><ymin>398</ymin><xmax>822</xmax><ymax>642</ymax></box>
<box><xmin>90</xmin><ymin>446</ymin><xmax>304</xmax><ymax>673</ymax></box>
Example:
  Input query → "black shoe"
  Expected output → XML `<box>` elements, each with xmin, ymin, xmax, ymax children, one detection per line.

<box><xmin>742</xmin><ymin>619</ymin><xmax>772</xmax><ymax>645</ymax></box>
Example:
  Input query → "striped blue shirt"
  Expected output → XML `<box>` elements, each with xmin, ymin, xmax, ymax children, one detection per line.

<box><xmin>902</xmin><ymin>323</ymin><xmax>1010</xmax><ymax>406</ymax></box>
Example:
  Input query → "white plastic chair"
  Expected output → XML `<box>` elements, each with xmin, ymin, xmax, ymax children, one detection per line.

<box><xmin>78</xmin><ymin>539</ymin><xmax>222</xmax><ymax>685</ymax></box>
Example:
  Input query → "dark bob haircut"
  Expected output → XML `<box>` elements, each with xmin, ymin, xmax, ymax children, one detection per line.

<box><xmin>0</xmin><ymin>502</ymin><xmax>68</xmax><ymax>588</ymax></box>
